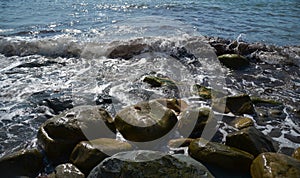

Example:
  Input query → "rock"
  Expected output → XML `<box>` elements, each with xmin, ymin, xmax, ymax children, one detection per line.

<box><xmin>70</xmin><ymin>138</ymin><xmax>133</xmax><ymax>175</ymax></box>
<box><xmin>155</xmin><ymin>98</ymin><xmax>188</xmax><ymax>113</ymax></box>
<box><xmin>114</xmin><ymin>99</ymin><xmax>178</xmax><ymax>142</ymax></box>
<box><xmin>143</xmin><ymin>75</ymin><xmax>177</xmax><ymax>89</ymax></box>
<box><xmin>49</xmin><ymin>163</ymin><xmax>85</xmax><ymax>178</ymax></box>
<box><xmin>225</xmin><ymin>94</ymin><xmax>256</xmax><ymax>115</ymax></box>
<box><xmin>218</xmin><ymin>54</ymin><xmax>249</xmax><ymax>69</ymax></box>
<box><xmin>168</xmin><ymin>138</ymin><xmax>195</xmax><ymax>148</ymax></box>
<box><xmin>0</xmin><ymin>148</ymin><xmax>43</xmax><ymax>178</ymax></box>
<box><xmin>88</xmin><ymin>150</ymin><xmax>214</xmax><ymax>178</ymax></box>
<box><xmin>292</xmin><ymin>147</ymin><xmax>300</xmax><ymax>161</ymax></box>
<box><xmin>284</xmin><ymin>134</ymin><xmax>300</xmax><ymax>144</ymax></box>
<box><xmin>108</xmin><ymin>43</ymin><xmax>147</xmax><ymax>60</ymax></box>
<box><xmin>37</xmin><ymin>106</ymin><xmax>116</xmax><ymax>163</ymax></box>
<box><xmin>192</xmin><ymin>84</ymin><xmax>226</xmax><ymax>100</ymax></box>
<box><xmin>231</xmin><ymin>117</ymin><xmax>254</xmax><ymax>130</ymax></box>
<box><xmin>226</xmin><ymin>126</ymin><xmax>277</xmax><ymax>156</ymax></box>
<box><xmin>189</xmin><ymin>138</ymin><xmax>254</xmax><ymax>173</ymax></box>
<box><xmin>251</xmin><ymin>97</ymin><xmax>282</xmax><ymax>106</ymax></box>
<box><xmin>251</xmin><ymin>152</ymin><xmax>300</xmax><ymax>178</ymax></box>
<box><xmin>178</xmin><ymin>107</ymin><xmax>217</xmax><ymax>139</ymax></box>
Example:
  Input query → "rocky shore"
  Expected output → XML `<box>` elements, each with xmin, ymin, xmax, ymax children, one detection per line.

<box><xmin>0</xmin><ymin>36</ymin><xmax>300</xmax><ymax>178</ymax></box>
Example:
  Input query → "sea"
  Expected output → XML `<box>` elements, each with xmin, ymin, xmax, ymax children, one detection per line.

<box><xmin>0</xmin><ymin>0</ymin><xmax>300</xmax><ymax>158</ymax></box>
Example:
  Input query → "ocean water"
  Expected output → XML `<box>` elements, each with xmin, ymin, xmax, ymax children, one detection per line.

<box><xmin>0</xmin><ymin>0</ymin><xmax>300</xmax><ymax>161</ymax></box>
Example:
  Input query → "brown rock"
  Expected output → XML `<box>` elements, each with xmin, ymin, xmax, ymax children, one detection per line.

<box><xmin>292</xmin><ymin>147</ymin><xmax>300</xmax><ymax>161</ymax></box>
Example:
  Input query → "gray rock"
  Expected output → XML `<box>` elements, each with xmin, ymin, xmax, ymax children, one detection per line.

<box><xmin>88</xmin><ymin>150</ymin><xmax>214</xmax><ymax>178</ymax></box>
<box><xmin>70</xmin><ymin>138</ymin><xmax>133</xmax><ymax>175</ymax></box>
<box><xmin>37</xmin><ymin>105</ymin><xmax>116</xmax><ymax>163</ymax></box>
<box><xmin>51</xmin><ymin>163</ymin><xmax>85</xmax><ymax>178</ymax></box>
<box><xmin>0</xmin><ymin>148</ymin><xmax>43</xmax><ymax>178</ymax></box>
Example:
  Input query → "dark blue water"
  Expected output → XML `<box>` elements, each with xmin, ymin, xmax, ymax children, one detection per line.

<box><xmin>1</xmin><ymin>0</ymin><xmax>300</xmax><ymax>45</ymax></box>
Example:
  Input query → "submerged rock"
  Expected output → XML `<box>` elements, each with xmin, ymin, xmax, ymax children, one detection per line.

<box><xmin>251</xmin><ymin>152</ymin><xmax>300</xmax><ymax>178</ymax></box>
<box><xmin>226</xmin><ymin>126</ymin><xmax>277</xmax><ymax>156</ymax></box>
<box><xmin>178</xmin><ymin>107</ymin><xmax>217</xmax><ymax>139</ymax></box>
<box><xmin>189</xmin><ymin>138</ymin><xmax>254</xmax><ymax>173</ymax></box>
<box><xmin>88</xmin><ymin>150</ymin><xmax>214</xmax><ymax>178</ymax></box>
<box><xmin>0</xmin><ymin>148</ymin><xmax>43</xmax><ymax>178</ymax></box>
<box><xmin>70</xmin><ymin>138</ymin><xmax>132</xmax><ymax>175</ymax></box>
<box><xmin>218</xmin><ymin>54</ymin><xmax>249</xmax><ymax>69</ymax></box>
<box><xmin>114</xmin><ymin>99</ymin><xmax>178</xmax><ymax>142</ymax></box>
<box><xmin>37</xmin><ymin>106</ymin><xmax>116</xmax><ymax>163</ymax></box>
<box><xmin>49</xmin><ymin>163</ymin><xmax>85</xmax><ymax>178</ymax></box>
<box><xmin>108</xmin><ymin>43</ymin><xmax>147</xmax><ymax>60</ymax></box>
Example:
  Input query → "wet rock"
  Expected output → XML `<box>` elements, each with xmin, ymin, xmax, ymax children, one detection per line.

<box><xmin>251</xmin><ymin>152</ymin><xmax>300</xmax><ymax>178</ymax></box>
<box><xmin>189</xmin><ymin>138</ymin><xmax>254</xmax><ymax>173</ymax></box>
<box><xmin>115</xmin><ymin>99</ymin><xmax>178</xmax><ymax>142</ymax></box>
<box><xmin>178</xmin><ymin>107</ymin><xmax>217</xmax><ymax>139</ymax></box>
<box><xmin>168</xmin><ymin>138</ymin><xmax>195</xmax><ymax>148</ymax></box>
<box><xmin>218</xmin><ymin>54</ymin><xmax>249</xmax><ymax>69</ymax></box>
<box><xmin>292</xmin><ymin>147</ymin><xmax>300</xmax><ymax>161</ymax></box>
<box><xmin>268</xmin><ymin>128</ymin><xmax>282</xmax><ymax>138</ymax></box>
<box><xmin>108</xmin><ymin>43</ymin><xmax>147</xmax><ymax>60</ymax></box>
<box><xmin>251</xmin><ymin>97</ymin><xmax>282</xmax><ymax>107</ymax></box>
<box><xmin>231</xmin><ymin>117</ymin><xmax>254</xmax><ymax>130</ymax></box>
<box><xmin>155</xmin><ymin>98</ymin><xmax>188</xmax><ymax>113</ymax></box>
<box><xmin>37</xmin><ymin>106</ymin><xmax>116</xmax><ymax>163</ymax></box>
<box><xmin>16</xmin><ymin>60</ymin><xmax>60</xmax><ymax>68</ymax></box>
<box><xmin>226</xmin><ymin>126</ymin><xmax>277</xmax><ymax>156</ymax></box>
<box><xmin>88</xmin><ymin>150</ymin><xmax>214</xmax><ymax>178</ymax></box>
<box><xmin>143</xmin><ymin>75</ymin><xmax>177</xmax><ymax>89</ymax></box>
<box><xmin>70</xmin><ymin>138</ymin><xmax>132</xmax><ymax>175</ymax></box>
<box><xmin>0</xmin><ymin>148</ymin><xmax>43</xmax><ymax>178</ymax></box>
<box><xmin>49</xmin><ymin>163</ymin><xmax>85</xmax><ymax>178</ymax></box>
<box><xmin>225</xmin><ymin>94</ymin><xmax>256</xmax><ymax>115</ymax></box>
<box><xmin>284</xmin><ymin>134</ymin><xmax>300</xmax><ymax>144</ymax></box>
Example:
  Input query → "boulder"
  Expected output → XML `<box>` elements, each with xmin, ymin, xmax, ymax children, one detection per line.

<box><xmin>37</xmin><ymin>106</ymin><xmax>116</xmax><ymax>163</ymax></box>
<box><xmin>114</xmin><ymin>99</ymin><xmax>178</xmax><ymax>142</ymax></box>
<box><xmin>88</xmin><ymin>150</ymin><xmax>214</xmax><ymax>178</ymax></box>
<box><xmin>49</xmin><ymin>163</ymin><xmax>85</xmax><ymax>178</ymax></box>
<box><xmin>226</xmin><ymin>126</ymin><xmax>277</xmax><ymax>156</ymax></box>
<box><xmin>218</xmin><ymin>54</ymin><xmax>249</xmax><ymax>69</ymax></box>
<box><xmin>70</xmin><ymin>138</ymin><xmax>133</xmax><ymax>175</ymax></box>
<box><xmin>231</xmin><ymin>117</ymin><xmax>254</xmax><ymax>130</ymax></box>
<box><xmin>178</xmin><ymin>107</ymin><xmax>217</xmax><ymax>139</ymax></box>
<box><xmin>189</xmin><ymin>138</ymin><xmax>254</xmax><ymax>173</ymax></box>
<box><xmin>251</xmin><ymin>152</ymin><xmax>300</xmax><ymax>178</ymax></box>
<box><xmin>293</xmin><ymin>147</ymin><xmax>300</xmax><ymax>161</ymax></box>
<box><xmin>0</xmin><ymin>148</ymin><xmax>43</xmax><ymax>177</ymax></box>
<box><xmin>154</xmin><ymin>98</ymin><xmax>188</xmax><ymax>113</ymax></box>
<box><xmin>225</xmin><ymin>94</ymin><xmax>256</xmax><ymax>115</ymax></box>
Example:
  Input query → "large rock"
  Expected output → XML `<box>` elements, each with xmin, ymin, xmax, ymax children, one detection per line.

<box><xmin>37</xmin><ymin>106</ymin><xmax>116</xmax><ymax>163</ymax></box>
<box><xmin>178</xmin><ymin>107</ymin><xmax>217</xmax><ymax>138</ymax></box>
<box><xmin>0</xmin><ymin>148</ymin><xmax>43</xmax><ymax>178</ymax></box>
<box><xmin>189</xmin><ymin>138</ymin><xmax>254</xmax><ymax>173</ymax></box>
<box><xmin>226</xmin><ymin>126</ymin><xmax>277</xmax><ymax>156</ymax></box>
<box><xmin>88</xmin><ymin>150</ymin><xmax>214</xmax><ymax>178</ymax></box>
<box><xmin>251</xmin><ymin>152</ymin><xmax>300</xmax><ymax>178</ymax></box>
<box><xmin>218</xmin><ymin>54</ymin><xmax>249</xmax><ymax>69</ymax></box>
<box><xmin>225</xmin><ymin>94</ymin><xmax>256</xmax><ymax>115</ymax></box>
<box><xmin>49</xmin><ymin>163</ymin><xmax>85</xmax><ymax>178</ymax></box>
<box><xmin>70</xmin><ymin>138</ymin><xmax>133</xmax><ymax>175</ymax></box>
<box><xmin>114</xmin><ymin>99</ymin><xmax>178</xmax><ymax>142</ymax></box>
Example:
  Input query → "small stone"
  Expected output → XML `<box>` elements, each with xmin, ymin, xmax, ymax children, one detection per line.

<box><xmin>251</xmin><ymin>152</ymin><xmax>300</xmax><ymax>178</ymax></box>
<box><xmin>292</xmin><ymin>147</ymin><xmax>300</xmax><ymax>161</ymax></box>
<box><xmin>231</xmin><ymin>117</ymin><xmax>254</xmax><ymax>130</ymax></box>
<box><xmin>70</xmin><ymin>138</ymin><xmax>132</xmax><ymax>175</ymax></box>
<box><xmin>218</xmin><ymin>54</ymin><xmax>249</xmax><ymax>69</ymax></box>
<box><xmin>53</xmin><ymin>163</ymin><xmax>85</xmax><ymax>178</ymax></box>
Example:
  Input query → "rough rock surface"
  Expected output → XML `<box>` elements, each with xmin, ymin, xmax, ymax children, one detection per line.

<box><xmin>37</xmin><ymin>105</ymin><xmax>116</xmax><ymax>163</ymax></box>
<box><xmin>88</xmin><ymin>150</ymin><xmax>214</xmax><ymax>178</ymax></box>
<box><xmin>114</xmin><ymin>99</ymin><xmax>178</xmax><ymax>142</ymax></box>
<box><xmin>226</xmin><ymin>126</ymin><xmax>277</xmax><ymax>156</ymax></box>
<box><xmin>0</xmin><ymin>148</ymin><xmax>43</xmax><ymax>178</ymax></box>
<box><xmin>218</xmin><ymin>54</ymin><xmax>249</xmax><ymax>69</ymax></box>
<box><xmin>49</xmin><ymin>163</ymin><xmax>85</xmax><ymax>178</ymax></box>
<box><xmin>189</xmin><ymin>138</ymin><xmax>254</xmax><ymax>173</ymax></box>
<box><xmin>251</xmin><ymin>152</ymin><xmax>300</xmax><ymax>178</ymax></box>
<box><xmin>231</xmin><ymin>117</ymin><xmax>254</xmax><ymax>130</ymax></box>
<box><xmin>70</xmin><ymin>138</ymin><xmax>132</xmax><ymax>175</ymax></box>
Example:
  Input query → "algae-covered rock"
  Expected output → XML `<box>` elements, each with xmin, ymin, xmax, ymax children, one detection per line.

<box><xmin>88</xmin><ymin>150</ymin><xmax>214</xmax><ymax>178</ymax></box>
<box><xmin>226</xmin><ymin>94</ymin><xmax>256</xmax><ymax>115</ymax></box>
<box><xmin>37</xmin><ymin>106</ymin><xmax>116</xmax><ymax>163</ymax></box>
<box><xmin>251</xmin><ymin>152</ymin><xmax>300</xmax><ymax>178</ymax></box>
<box><xmin>218</xmin><ymin>54</ymin><xmax>249</xmax><ymax>69</ymax></box>
<box><xmin>178</xmin><ymin>107</ymin><xmax>217</xmax><ymax>138</ymax></box>
<box><xmin>0</xmin><ymin>148</ymin><xmax>43</xmax><ymax>178</ymax></box>
<box><xmin>231</xmin><ymin>117</ymin><xmax>254</xmax><ymax>130</ymax></box>
<box><xmin>251</xmin><ymin>97</ymin><xmax>282</xmax><ymax>106</ymax></box>
<box><xmin>70</xmin><ymin>138</ymin><xmax>133</xmax><ymax>175</ymax></box>
<box><xmin>143</xmin><ymin>75</ymin><xmax>177</xmax><ymax>89</ymax></box>
<box><xmin>49</xmin><ymin>163</ymin><xmax>85</xmax><ymax>178</ymax></box>
<box><xmin>293</xmin><ymin>147</ymin><xmax>300</xmax><ymax>161</ymax></box>
<box><xmin>115</xmin><ymin>99</ymin><xmax>178</xmax><ymax>142</ymax></box>
<box><xmin>226</xmin><ymin>126</ymin><xmax>277</xmax><ymax>156</ymax></box>
<box><xmin>189</xmin><ymin>138</ymin><xmax>254</xmax><ymax>173</ymax></box>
